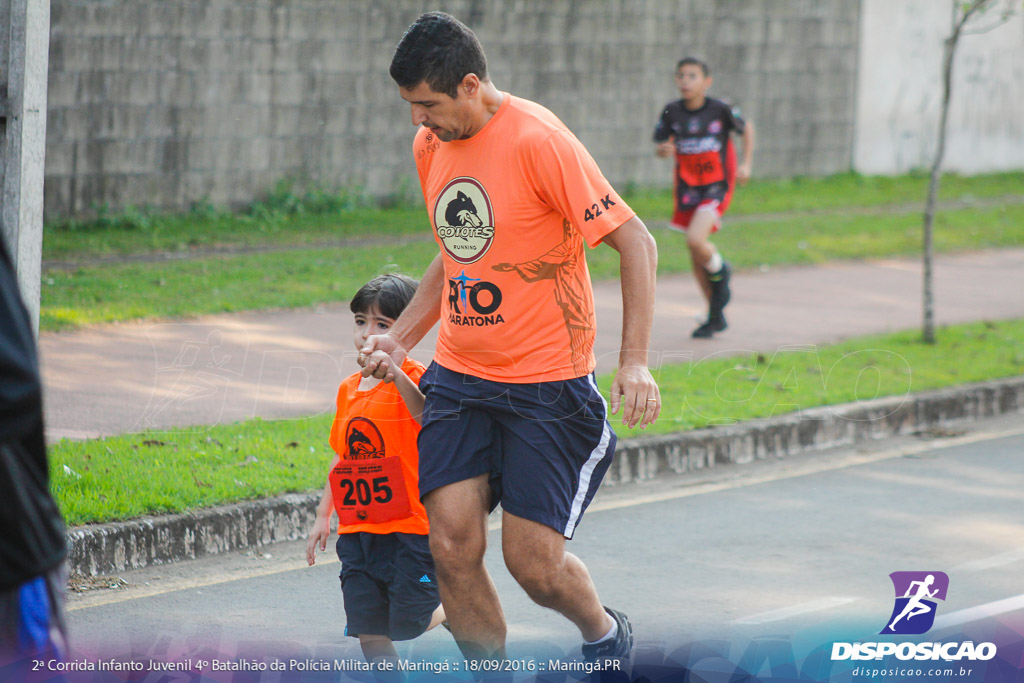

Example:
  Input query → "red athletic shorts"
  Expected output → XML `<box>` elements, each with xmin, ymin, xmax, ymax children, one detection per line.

<box><xmin>670</xmin><ymin>139</ymin><xmax>737</xmax><ymax>232</ymax></box>
<box><xmin>670</xmin><ymin>198</ymin><xmax>725</xmax><ymax>232</ymax></box>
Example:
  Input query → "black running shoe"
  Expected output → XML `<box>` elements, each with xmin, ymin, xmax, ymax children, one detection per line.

<box><xmin>691</xmin><ymin>315</ymin><xmax>727</xmax><ymax>338</ymax></box>
<box><xmin>708</xmin><ymin>262</ymin><xmax>732</xmax><ymax>318</ymax></box>
<box><xmin>581</xmin><ymin>607</ymin><xmax>634</xmax><ymax>663</ymax></box>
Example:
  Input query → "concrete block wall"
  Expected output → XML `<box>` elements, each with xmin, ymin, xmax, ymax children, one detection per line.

<box><xmin>44</xmin><ymin>0</ymin><xmax>860</xmax><ymax>218</ymax></box>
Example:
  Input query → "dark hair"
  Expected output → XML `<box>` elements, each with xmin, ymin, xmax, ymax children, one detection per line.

<box><xmin>389</xmin><ymin>11</ymin><xmax>488</xmax><ymax>98</ymax></box>
<box><xmin>350</xmin><ymin>273</ymin><xmax>419</xmax><ymax>321</ymax></box>
<box><xmin>676</xmin><ymin>56</ymin><xmax>710</xmax><ymax>77</ymax></box>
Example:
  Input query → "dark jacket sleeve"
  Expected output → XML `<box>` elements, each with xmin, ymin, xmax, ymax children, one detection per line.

<box><xmin>0</xmin><ymin>239</ymin><xmax>66</xmax><ymax>589</ymax></box>
<box><xmin>0</xmin><ymin>240</ymin><xmax>42</xmax><ymax>442</ymax></box>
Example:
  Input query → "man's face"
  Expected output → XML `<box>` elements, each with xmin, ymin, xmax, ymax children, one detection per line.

<box><xmin>674</xmin><ymin>64</ymin><xmax>710</xmax><ymax>102</ymax></box>
<box><xmin>399</xmin><ymin>80</ymin><xmax>469</xmax><ymax>142</ymax></box>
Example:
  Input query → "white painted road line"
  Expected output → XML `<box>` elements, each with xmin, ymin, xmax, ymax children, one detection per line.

<box><xmin>933</xmin><ymin>594</ymin><xmax>1024</xmax><ymax>631</ymax></box>
<box><xmin>586</xmin><ymin>424</ymin><xmax>1024</xmax><ymax>516</ymax></box>
<box><xmin>68</xmin><ymin>555</ymin><xmax>337</xmax><ymax>612</ymax></box>
<box><xmin>734</xmin><ymin>597</ymin><xmax>860</xmax><ymax>625</ymax></box>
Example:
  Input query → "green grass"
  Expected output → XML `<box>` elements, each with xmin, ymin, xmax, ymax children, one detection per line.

<box><xmin>626</xmin><ymin>170</ymin><xmax>1024</xmax><ymax>219</ymax></box>
<box><xmin>42</xmin><ymin>205</ymin><xmax>432</xmax><ymax>262</ymax></box>
<box><xmin>52</xmin><ymin>417</ymin><xmax>334</xmax><ymax>527</ymax></box>
<box><xmin>43</xmin><ymin>172</ymin><xmax>1023</xmax><ymax>262</ymax></box>
<box><xmin>52</xmin><ymin>318</ymin><xmax>1024</xmax><ymax>526</ymax></box>
<box><xmin>660</xmin><ymin>202</ymin><xmax>1024</xmax><ymax>270</ymax></box>
<box><xmin>39</xmin><ymin>171</ymin><xmax>1024</xmax><ymax>331</ymax></box>
<box><xmin>41</xmin><ymin>242</ymin><xmax>440</xmax><ymax>330</ymax></box>
<box><xmin>628</xmin><ymin>318</ymin><xmax>1024</xmax><ymax>436</ymax></box>
<box><xmin>41</xmin><ymin>201</ymin><xmax>1024</xmax><ymax>332</ymax></box>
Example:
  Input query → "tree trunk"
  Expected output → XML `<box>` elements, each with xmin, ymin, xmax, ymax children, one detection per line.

<box><xmin>922</xmin><ymin>33</ymin><xmax>955</xmax><ymax>344</ymax></box>
<box><xmin>923</xmin><ymin>0</ymin><xmax>994</xmax><ymax>344</ymax></box>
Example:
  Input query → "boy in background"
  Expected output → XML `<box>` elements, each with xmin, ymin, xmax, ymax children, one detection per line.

<box><xmin>654</xmin><ymin>56</ymin><xmax>755</xmax><ymax>338</ymax></box>
<box><xmin>306</xmin><ymin>273</ymin><xmax>445</xmax><ymax>670</ymax></box>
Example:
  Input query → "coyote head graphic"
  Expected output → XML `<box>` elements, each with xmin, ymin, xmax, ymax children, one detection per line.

<box><xmin>445</xmin><ymin>191</ymin><xmax>484</xmax><ymax>234</ymax></box>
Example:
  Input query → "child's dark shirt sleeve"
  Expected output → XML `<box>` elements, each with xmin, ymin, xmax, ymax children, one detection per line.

<box><xmin>653</xmin><ymin>103</ymin><xmax>674</xmax><ymax>142</ymax></box>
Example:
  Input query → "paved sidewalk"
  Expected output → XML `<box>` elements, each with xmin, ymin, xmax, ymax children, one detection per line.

<box><xmin>40</xmin><ymin>249</ymin><xmax>1024</xmax><ymax>441</ymax></box>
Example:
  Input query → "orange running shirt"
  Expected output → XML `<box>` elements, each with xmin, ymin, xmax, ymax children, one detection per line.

<box><xmin>327</xmin><ymin>358</ymin><xmax>428</xmax><ymax>535</ymax></box>
<box><xmin>414</xmin><ymin>95</ymin><xmax>636</xmax><ymax>383</ymax></box>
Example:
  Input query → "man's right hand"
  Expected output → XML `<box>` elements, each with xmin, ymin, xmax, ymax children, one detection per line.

<box><xmin>358</xmin><ymin>332</ymin><xmax>408</xmax><ymax>381</ymax></box>
<box><xmin>656</xmin><ymin>137</ymin><xmax>676</xmax><ymax>158</ymax></box>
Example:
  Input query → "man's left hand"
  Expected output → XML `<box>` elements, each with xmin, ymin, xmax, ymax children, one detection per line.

<box><xmin>610</xmin><ymin>365</ymin><xmax>660</xmax><ymax>429</ymax></box>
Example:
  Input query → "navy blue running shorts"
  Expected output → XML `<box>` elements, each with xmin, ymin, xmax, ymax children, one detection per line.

<box><xmin>417</xmin><ymin>362</ymin><xmax>617</xmax><ymax>539</ymax></box>
<box><xmin>336</xmin><ymin>532</ymin><xmax>439</xmax><ymax>641</ymax></box>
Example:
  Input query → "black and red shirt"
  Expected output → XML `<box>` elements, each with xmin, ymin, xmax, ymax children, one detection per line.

<box><xmin>653</xmin><ymin>97</ymin><xmax>746</xmax><ymax>213</ymax></box>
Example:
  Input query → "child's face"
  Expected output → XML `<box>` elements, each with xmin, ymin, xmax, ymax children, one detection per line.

<box><xmin>352</xmin><ymin>305</ymin><xmax>395</xmax><ymax>351</ymax></box>
<box><xmin>675</xmin><ymin>64</ymin><xmax>711</xmax><ymax>101</ymax></box>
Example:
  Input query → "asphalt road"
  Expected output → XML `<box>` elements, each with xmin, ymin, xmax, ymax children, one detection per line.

<box><xmin>62</xmin><ymin>417</ymin><xmax>1024</xmax><ymax>680</ymax></box>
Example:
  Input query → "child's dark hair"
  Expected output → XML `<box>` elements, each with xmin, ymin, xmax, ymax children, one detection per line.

<box><xmin>677</xmin><ymin>56</ymin><xmax>710</xmax><ymax>77</ymax></box>
<box><xmin>350</xmin><ymin>273</ymin><xmax>419</xmax><ymax>321</ymax></box>
<box><xmin>389</xmin><ymin>11</ymin><xmax>488</xmax><ymax>98</ymax></box>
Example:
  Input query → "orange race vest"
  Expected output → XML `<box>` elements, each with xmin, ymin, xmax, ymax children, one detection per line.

<box><xmin>326</xmin><ymin>359</ymin><xmax>429</xmax><ymax>535</ymax></box>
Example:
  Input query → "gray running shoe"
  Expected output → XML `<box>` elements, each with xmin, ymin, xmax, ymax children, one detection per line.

<box><xmin>581</xmin><ymin>607</ymin><xmax>634</xmax><ymax>662</ymax></box>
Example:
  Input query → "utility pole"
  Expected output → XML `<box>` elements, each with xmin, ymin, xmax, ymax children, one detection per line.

<box><xmin>1</xmin><ymin>0</ymin><xmax>50</xmax><ymax>335</ymax></box>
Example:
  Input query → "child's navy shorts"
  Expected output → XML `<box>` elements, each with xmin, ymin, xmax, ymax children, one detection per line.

<box><xmin>336</xmin><ymin>532</ymin><xmax>439</xmax><ymax>641</ymax></box>
<box><xmin>417</xmin><ymin>362</ymin><xmax>617</xmax><ymax>539</ymax></box>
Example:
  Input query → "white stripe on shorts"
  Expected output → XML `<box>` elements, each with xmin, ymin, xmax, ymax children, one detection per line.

<box><xmin>563</xmin><ymin>375</ymin><xmax>613</xmax><ymax>538</ymax></box>
<box><xmin>695</xmin><ymin>198</ymin><xmax>721</xmax><ymax>214</ymax></box>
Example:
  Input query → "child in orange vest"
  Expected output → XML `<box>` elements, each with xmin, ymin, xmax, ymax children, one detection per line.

<box><xmin>306</xmin><ymin>273</ymin><xmax>445</xmax><ymax>668</ymax></box>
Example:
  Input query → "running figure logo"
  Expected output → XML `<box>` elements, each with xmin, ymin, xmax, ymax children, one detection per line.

<box><xmin>449</xmin><ymin>271</ymin><xmax>482</xmax><ymax>314</ymax></box>
<box><xmin>881</xmin><ymin>571</ymin><xmax>949</xmax><ymax>635</ymax></box>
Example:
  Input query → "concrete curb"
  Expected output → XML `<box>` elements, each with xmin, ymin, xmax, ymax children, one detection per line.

<box><xmin>66</xmin><ymin>493</ymin><xmax>320</xmax><ymax>578</ymax></box>
<box><xmin>608</xmin><ymin>376</ymin><xmax>1024</xmax><ymax>485</ymax></box>
<box><xmin>66</xmin><ymin>376</ymin><xmax>1024</xmax><ymax>577</ymax></box>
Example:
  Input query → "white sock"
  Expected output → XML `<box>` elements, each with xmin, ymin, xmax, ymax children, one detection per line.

<box><xmin>704</xmin><ymin>251</ymin><xmax>723</xmax><ymax>274</ymax></box>
<box><xmin>584</xmin><ymin>616</ymin><xmax>617</xmax><ymax>645</ymax></box>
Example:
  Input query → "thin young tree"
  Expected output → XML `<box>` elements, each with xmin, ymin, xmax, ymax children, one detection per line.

<box><xmin>922</xmin><ymin>0</ymin><xmax>1015</xmax><ymax>343</ymax></box>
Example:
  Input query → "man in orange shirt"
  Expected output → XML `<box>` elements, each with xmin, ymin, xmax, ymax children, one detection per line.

<box><xmin>361</xmin><ymin>12</ymin><xmax>660</xmax><ymax>664</ymax></box>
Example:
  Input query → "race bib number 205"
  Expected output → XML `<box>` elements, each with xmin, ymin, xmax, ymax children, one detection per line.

<box><xmin>329</xmin><ymin>456</ymin><xmax>412</xmax><ymax>525</ymax></box>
